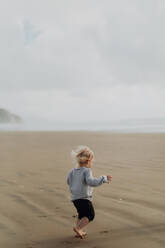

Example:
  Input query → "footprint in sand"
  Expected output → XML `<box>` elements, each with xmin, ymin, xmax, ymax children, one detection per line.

<box><xmin>100</xmin><ymin>230</ymin><xmax>109</xmax><ymax>234</ymax></box>
<box><xmin>63</xmin><ymin>240</ymin><xmax>73</xmax><ymax>245</ymax></box>
<box><xmin>38</xmin><ymin>215</ymin><xmax>47</xmax><ymax>218</ymax></box>
<box><xmin>72</xmin><ymin>215</ymin><xmax>77</xmax><ymax>218</ymax></box>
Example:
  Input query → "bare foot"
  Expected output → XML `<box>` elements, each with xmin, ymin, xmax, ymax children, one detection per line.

<box><xmin>73</xmin><ymin>227</ymin><xmax>85</xmax><ymax>239</ymax></box>
<box><xmin>75</xmin><ymin>231</ymin><xmax>87</xmax><ymax>238</ymax></box>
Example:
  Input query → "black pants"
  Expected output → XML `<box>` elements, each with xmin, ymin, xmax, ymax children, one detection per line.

<box><xmin>73</xmin><ymin>199</ymin><xmax>95</xmax><ymax>222</ymax></box>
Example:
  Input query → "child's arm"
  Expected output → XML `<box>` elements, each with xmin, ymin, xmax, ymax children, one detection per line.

<box><xmin>67</xmin><ymin>171</ymin><xmax>71</xmax><ymax>185</ymax></box>
<box><xmin>66</xmin><ymin>168</ymin><xmax>75</xmax><ymax>185</ymax></box>
<box><xmin>84</xmin><ymin>169</ymin><xmax>110</xmax><ymax>187</ymax></box>
<box><xmin>67</xmin><ymin>175</ymin><xmax>70</xmax><ymax>185</ymax></box>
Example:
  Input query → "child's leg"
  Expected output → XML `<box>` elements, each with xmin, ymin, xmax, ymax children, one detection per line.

<box><xmin>73</xmin><ymin>217</ymin><xmax>89</xmax><ymax>238</ymax></box>
<box><xmin>77</xmin><ymin>217</ymin><xmax>89</xmax><ymax>230</ymax></box>
<box><xmin>73</xmin><ymin>199</ymin><xmax>93</xmax><ymax>238</ymax></box>
<box><xmin>74</xmin><ymin>218</ymin><xmax>87</xmax><ymax>237</ymax></box>
<box><xmin>76</xmin><ymin>217</ymin><xmax>81</xmax><ymax>226</ymax></box>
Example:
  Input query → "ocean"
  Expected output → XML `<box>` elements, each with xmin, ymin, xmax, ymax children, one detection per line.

<box><xmin>0</xmin><ymin>118</ymin><xmax>165</xmax><ymax>132</ymax></box>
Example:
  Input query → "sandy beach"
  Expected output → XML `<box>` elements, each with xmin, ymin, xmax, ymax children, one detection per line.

<box><xmin>0</xmin><ymin>131</ymin><xmax>165</xmax><ymax>248</ymax></box>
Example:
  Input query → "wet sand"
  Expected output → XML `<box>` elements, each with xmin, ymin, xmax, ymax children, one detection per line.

<box><xmin>0</xmin><ymin>131</ymin><xmax>165</xmax><ymax>248</ymax></box>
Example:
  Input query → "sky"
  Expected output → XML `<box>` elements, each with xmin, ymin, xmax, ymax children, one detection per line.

<box><xmin>0</xmin><ymin>0</ymin><xmax>165</xmax><ymax>129</ymax></box>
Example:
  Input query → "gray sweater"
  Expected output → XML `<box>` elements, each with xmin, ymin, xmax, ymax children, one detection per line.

<box><xmin>67</xmin><ymin>166</ymin><xmax>108</xmax><ymax>201</ymax></box>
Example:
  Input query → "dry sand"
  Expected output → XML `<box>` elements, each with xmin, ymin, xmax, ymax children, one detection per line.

<box><xmin>0</xmin><ymin>131</ymin><xmax>165</xmax><ymax>248</ymax></box>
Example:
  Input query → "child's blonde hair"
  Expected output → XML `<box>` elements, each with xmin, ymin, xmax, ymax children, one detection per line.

<box><xmin>71</xmin><ymin>145</ymin><xmax>94</xmax><ymax>166</ymax></box>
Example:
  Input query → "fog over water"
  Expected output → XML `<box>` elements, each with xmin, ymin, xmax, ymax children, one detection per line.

<box><xmin>0</xmin><ymin>1</ymin><xmax>165</xmax><ymax>132</ymax></box>
<box><xmin>1</xmin><ymin>118</ymin><xmax>165</xmax><ymax>132</ymax></box>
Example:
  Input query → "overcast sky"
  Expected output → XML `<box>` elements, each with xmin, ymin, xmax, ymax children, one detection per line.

<box><xmin>0</xmin><ymin>0</ymin><xmax>165</xmax><ymax>126</ymax></box>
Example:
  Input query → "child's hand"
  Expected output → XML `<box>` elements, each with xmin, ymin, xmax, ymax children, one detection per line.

<box><xmin>107</xmin><ymin>175</ymin><xmax>112</xmax><ymax>183</ymax></box>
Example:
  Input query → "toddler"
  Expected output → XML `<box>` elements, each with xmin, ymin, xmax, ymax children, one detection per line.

<box><xmin>67</xmin><ymin>145</ymin><xmax>112</xmax><ymax>239</ymax></box>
